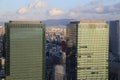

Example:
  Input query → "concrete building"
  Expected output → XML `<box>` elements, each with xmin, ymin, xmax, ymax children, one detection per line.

<box><xmin>63</xmin><ymin>28</ymin><xmax>66</xmax><ymax>39</ymax></box>
<box><xmin>0</xmin><ymin>26</ymin><xmax>5</xmax><ymax>37</ymax></box>
<box><xmin>109</xmin><ymin>20</ymin><xmax>120</xmax><ymax>61</ymax></box>
<box><xmin>66</xmin><ymin>20</ymin><xmax>109</xmax><ymax>80</ymax></box>
<box><xmin>54</xmin><ymin>65</ymin><xmax>65</xmax><ymax>80</ymax></box>
<box><xmin>4</xmin><ymin>21</ymin><xmax>45</xmax><ymax>80</ymax></box>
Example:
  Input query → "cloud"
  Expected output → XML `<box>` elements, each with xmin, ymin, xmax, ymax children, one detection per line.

<box><xmin>17</xmin><ymin>1</ymin><xmax>66</xmax><ymax>20</ymax></box>
<box><xmin>66</xmin><ymin>1</ymin><xmax>120</xmax><ymax>20</ymax></box>
<box><xmin>95</xmin><ymin>7</ymin><xmax>104</xmax><ymax>13</ymax></box>
<box><xmin>28</xmin><ymin>1</ymin><xmax>49</xmax><ymax>8</ymax></box>
<box><xmin>89</xmin><ymin>1</ymin><xmax>120</xmax><ymax>14</ymax></box>
<box><xmin>108</xmin><ymin>2</ymin><xmax>120</xmax><ymax>13</ymax></box>
<box><xmin>17</xmin><ymin>1</ymin><xmax>49</xmax><ymax>14</ymax></box>
<box><xmin>18</xmin><ymin>7</ymin><xmax>28</xmax><ymax>14</ymax></box>
<box><xmin>49</xmin><ymin>9</ymin><xmax>64</xmax><ymax>16</ymax></box>
<box><xmin>4</xmin><ymin>0</ymin><xmax>120</xmax><ymax>21</ymax></box>
<box><xmin>68</xmin><ymin>12</ymin><xmax>79</xmax><ymax>18</ymax></box>
<box><xmin>74</xmin><ymin>1</ymin><xmax>120</xmax><ymax>14</ymax></box>
<box><xmin>93</xmin><ymin>2</ymin><xmax>120</xmax><ymax>14</ymax></box>
<box><xmin>34</xmin><ymin>1</ymin><xmax>48</xmax><ymax>8</ymax></box>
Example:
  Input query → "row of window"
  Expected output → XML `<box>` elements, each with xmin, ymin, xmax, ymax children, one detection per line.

<box><xmin>9</xmin><ymin>24</ymin><xmax>43</xmax><ymax>28</ymax></box>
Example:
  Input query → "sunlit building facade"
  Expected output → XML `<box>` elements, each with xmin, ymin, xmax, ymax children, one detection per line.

<box><xmin>5</xmin><ymin>21</ymin><xmax>45</xmax><ymax>80</ymax></box>
<box><xmin>66</xmin><ymin>21</ymin><xmax>109</xmax><ymax>80</ymax></box>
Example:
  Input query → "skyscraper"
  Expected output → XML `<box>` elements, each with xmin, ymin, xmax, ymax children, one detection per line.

<box><xmin>66</xmin><ymin>20</ymin><xmax>109</xmax><ymax>80</ymax></box>
<box><xmin>5</xmin><ymin>21</ymin><xmax>45</xmax><ymax>80</ymax></box>
<box><xmin>109</xmin><ymin>20</ymin><xmax>120</xmax><ymax>61</ymax></box>
<box><xmin>54</xmin><ymin>65</ymin><xmax>65</xmax><ymax>80</ymax></box>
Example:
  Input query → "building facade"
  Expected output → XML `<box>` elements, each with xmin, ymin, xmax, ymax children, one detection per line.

<box><xmin>5</xmin><ymin>21</ymin><xmax>45</xmax><ymax>80</ymax></box>
<box><xmin>109</xmin><ymin>20</ymin><xmax>120</xmax><ymax>61</ymax></box>
<box><xmin>66</xmin><ymin>21</ymin><xmax>109</xmax><ymax>80</ymax></box>
<box><xmin>54</xmin><ymin>65</ymin><xmax>65</xmax><ymax>80</ymax></box>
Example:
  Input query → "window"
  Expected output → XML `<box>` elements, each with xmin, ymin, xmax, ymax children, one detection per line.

<box><xmin>91</xmin><ymin>72</ymin><xmax>98</xmax><ymax>74</ymax></box>
<box><xmin>79</xmin><ymin>46</ymin><xmax>87</xmax><ymax>48</ymax></box>
<box><xmin>87</xmin><ymin>55</ymin><xmax>91</xmax><ymax>58</ymax></box>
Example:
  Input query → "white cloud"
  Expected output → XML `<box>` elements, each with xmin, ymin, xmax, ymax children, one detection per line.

<box><xmin>34</xmin><ymin>1</ymin><xmax>48</xmax><ymax>8</ymax></box>
<box><xmin>66</xmin><ymin>1</ymin><xmax>120</xmax><ymax>20</ymax></box>
<box><xmin>18</xmin><ymin>7</ymin><xmax>28</xmax><ymax>14</ymax></box>
<box><xmin>7</xmin><ymin>0</ymin><xmax>120</xmax><ymax>21</ymax></box>
<box><xmin>95</xmin><ymin>7</ymin><xmax>104</xmax><ymax>13</ymax></box>
<box><xmin>49</xmin><ymin>9</ymin><xmax>64</xmax><ymax>16</ymax></box>
<box><xmin>28</xmin><ymin>3</ymin><xmax>34</xmax><ymax>9</ymax></box>
<box><xmin>17</xmin><ymin>1</ymin><xmax>49</xmax><ymax>14</ymax></box>
<box><xmin>68</xmin><ymin>12</ymin><xmax>79</xmax><ymax>18</ymax></box>
<box><xmin>28</xmin><ymin>1</ymin><xmax>49</xmax><ymax>8</ymax></box>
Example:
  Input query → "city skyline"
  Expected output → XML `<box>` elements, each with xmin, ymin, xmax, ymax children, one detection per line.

<box><xmin>0</xmin><ymin>19</ymin><xmax>119</xmax><ymax>79</ymax></box>
<box><xmin>0</xmin><ymin>0</ymin><xmax>120</xmax><ymax>21</ymax></box>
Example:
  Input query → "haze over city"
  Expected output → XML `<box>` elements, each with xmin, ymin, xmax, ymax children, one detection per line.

<box><xmin>0</xmin><ymin>0</ymin><xmax>120</xmax><ymax>21</ymax></box>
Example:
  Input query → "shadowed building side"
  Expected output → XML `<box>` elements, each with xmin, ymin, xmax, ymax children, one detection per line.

<box><xmin>109</xmin><ymin>20</ymin><xmax>120</xmax><ymax>61</ymax></box>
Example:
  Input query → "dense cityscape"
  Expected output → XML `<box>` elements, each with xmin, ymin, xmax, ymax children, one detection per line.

<box><xmin>0</xmin><ymin>20</ymin><xmax>119</xmax><ymax>80</ymax></box>
<box><xmin>45</xmin><ymin>27</ymin><xmax>66</xmax><ymax>80</ymax></box>
<box><xmin>1</xmin><ymin>0</ymin><xmax>120</xmax><ymax>80</ymax></box>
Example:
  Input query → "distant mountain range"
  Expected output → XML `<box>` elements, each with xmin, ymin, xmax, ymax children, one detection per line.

<box><xmin>0</xmin><ymin>19</ymin><xmax>74</xmax><ymax>27</ymax></box>
<box><xmin>43</xmin><ymin>19</ymin><xmax>74</xmax><ymax>27</ymax></box>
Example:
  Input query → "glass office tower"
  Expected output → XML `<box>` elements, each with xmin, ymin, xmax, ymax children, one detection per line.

<box><xmin>109</xmin><ymin>20</ymin><xmax>120</xmax><ymax>61</ymax></box>
<box><xmin>66</xmin><ymin>21</ymin><xmax>109</xmax><ymax>80</ymax></box>
<box><xmin>5</xmin><ymin>21</ymin><xmax>45</xmax><ymax>80</ymax></box>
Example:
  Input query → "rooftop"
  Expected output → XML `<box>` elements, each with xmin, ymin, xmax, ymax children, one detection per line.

<box><xmin>70</xmin><ymin>20</ymin><xmax>106</xmax><ymax>24</ymax></box>
<box><xmin>8</xmin><ymin>21</ymin><xmax>43</xmax><ymax>24</ymax></box>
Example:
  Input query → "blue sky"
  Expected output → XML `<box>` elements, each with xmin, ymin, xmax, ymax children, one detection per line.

<box><xmin>0</xmin><ymin>0</ymin><xmax>120</xmax><ymax>21</ymax></box>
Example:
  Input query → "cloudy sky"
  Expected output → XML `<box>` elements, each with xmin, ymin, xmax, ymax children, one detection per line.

<box><xmin>0</xmin><ymin>0</ymin><xmax>120</xmax><ymax>21</ymax></box>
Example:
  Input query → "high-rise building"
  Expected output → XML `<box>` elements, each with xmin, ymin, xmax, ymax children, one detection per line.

<box><xmin>0</xmin><ymin>26</ymin><xmax>5</xmax><ymax>37</ymax></box>
<box><xmin>66</xmin><ymin>20</ymin><xmax>109</xmax><ymax>80</ymax></box>
<box><xmin>54</xmin><ymin>65</ymin><xmax>65</xmax><ymax>80</ymax></box>
<box><xmin>109</xmin><ymin>20</ymin><xmax>120</xmax><ymax>61</ymax></box>
<box><xmin>4</xmin><ymin>21</ymin><xmax>45</xmax><ymax>80</ymax></box>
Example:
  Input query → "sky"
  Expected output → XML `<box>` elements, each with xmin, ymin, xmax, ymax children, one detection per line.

<box><xmin>0</xmin><ymin>0</ymin><xmax>120</xmax><ymax>21</ymax></box>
